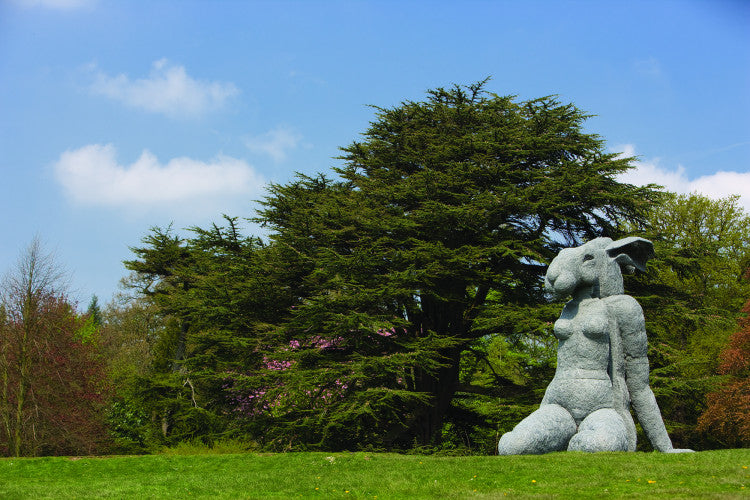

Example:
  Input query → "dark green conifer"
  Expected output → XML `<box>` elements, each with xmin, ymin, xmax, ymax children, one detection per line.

<box><xmin>254</xmin><ymin>81</ymin><xmax>658</xmax><ymax>448</ymax></box>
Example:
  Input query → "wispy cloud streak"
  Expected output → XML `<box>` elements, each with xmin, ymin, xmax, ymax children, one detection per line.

<box><xmin>243</xmin><ymin>127</ymin><xmax>303</xmax><ymax>162</ymax></box>
<box><xmin>12</xmin><ymin>0</ymin><xmax>95</xmax><ymax>9</ymax></box>
<box><xmin>89</xmin><ymin>59</ymin><xmax>239</xmax><ymax>118</ymax></box>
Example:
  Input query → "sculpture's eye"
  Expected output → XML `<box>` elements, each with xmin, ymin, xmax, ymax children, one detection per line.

<box><xmin>583</xmin><ymin>254</ymin><xmax>594</xmax><ymax>262</ymax></box>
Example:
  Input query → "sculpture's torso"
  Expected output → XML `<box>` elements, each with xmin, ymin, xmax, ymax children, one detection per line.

<box><xmin>544</xmin><ymin>297</ymin><xmax>614</xmax><ymax>422</ymax></box>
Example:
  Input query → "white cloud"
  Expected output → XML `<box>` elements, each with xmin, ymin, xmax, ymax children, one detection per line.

<box><xmin>54</xmin><ymin>144</ymin><xmax>264</xmax><ymax>216</ymax></box>
<box><xmin>12</xmin><ymin>0</ymin><xmax>95</xmax><ymax>9</ymax></box>
<box><xmin>89</xmin><ymin>59</ymin><xmax>239</xmax><ymax>118</ymax></box>
<box><xmin>614</xmin><ymin>144</ymin><xmax>750</xmax><ymax>213</ymax></box>
<box><xmin>243</xmin><ymin>126</ymin><xmax>302</xmax><ymax>162</ymax></box>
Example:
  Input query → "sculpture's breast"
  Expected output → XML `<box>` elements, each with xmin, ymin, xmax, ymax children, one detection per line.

<box><xmin>579</xmin><ymin>303</ymin><xmax>609</xmax><ymax>341</ymax></box>
<box><xmin>554</xmin><ymin>300</ymin><xmax>609</xmax><ymax>342</ymax></box>
<box><xmin>554</xmin><ymin>317</ymin><xmax>575</xmax><ymax>340</ymax></box>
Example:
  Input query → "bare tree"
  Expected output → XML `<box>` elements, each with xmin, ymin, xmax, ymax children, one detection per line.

<box><xmin>0</xmin><ymin>238</ymin><xmax>67</xmax><ymax>456</ymax></box>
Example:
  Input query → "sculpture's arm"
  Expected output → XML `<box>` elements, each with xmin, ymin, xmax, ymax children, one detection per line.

<box><xmin>608</xmin><ymin>295</ymin><xmax>692</xmax><ymax>453</ymax></box>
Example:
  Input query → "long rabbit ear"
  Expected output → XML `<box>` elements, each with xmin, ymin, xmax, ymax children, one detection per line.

<box><xmin>605</xmin><ymin>237</ymin><xmax>654</xmax><ymax>272</ymax></box>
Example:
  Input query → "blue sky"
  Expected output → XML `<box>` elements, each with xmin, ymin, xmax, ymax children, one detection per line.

<box><xmin>1</xmin><ymin>0</ymin><xmax>748</xmax><ymax>305</ymax></box>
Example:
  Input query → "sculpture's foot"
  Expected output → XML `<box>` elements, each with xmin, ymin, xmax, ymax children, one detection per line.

<box><xmin>498</xmin><ymin>404</ymin><xmax>576</xmax><ymax>455</ymax></box>
<box><xmin>567</xmin><ymin>408</ymin><xmax>628</xmax><ymax>452</ymax></box>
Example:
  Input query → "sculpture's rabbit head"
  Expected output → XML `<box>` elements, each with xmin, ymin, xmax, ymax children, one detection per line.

<box><xmin>545</xmin><ymin>237</ymin><xmax>654</xmax><ymax>300</ymax></box>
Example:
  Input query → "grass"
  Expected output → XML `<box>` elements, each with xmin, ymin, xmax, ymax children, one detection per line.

<box><xmin>0</xmin><ymin>449</ymin><xmax>748</xmax><ymax>499</ymax></box>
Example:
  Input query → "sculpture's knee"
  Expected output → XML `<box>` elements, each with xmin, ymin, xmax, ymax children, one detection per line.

<box><xmin>497</xmin><ymin>430</ymin><xmax>531</xmax><ymax>456</ymax></box>
<box><xmin>498</xmin><ymin>404</ymin><xmax>576</xmax><ymax>455</ymax></box>
<box><xmin>567</xmin><ymin>409</ymin><xmax>628</xmax><ymax>452</ymax></box>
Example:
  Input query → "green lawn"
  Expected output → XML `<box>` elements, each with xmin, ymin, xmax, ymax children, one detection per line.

<box><xmin>0</xmin><ymin>449</ymin><xmax>747</xmax><ymax>499</ymax></box>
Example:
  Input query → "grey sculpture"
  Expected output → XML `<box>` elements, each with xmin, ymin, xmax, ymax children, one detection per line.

<box><xmin>497</xmin><ymin>237</ymin><xmax>692</xmax><ymax>454</ymax></box>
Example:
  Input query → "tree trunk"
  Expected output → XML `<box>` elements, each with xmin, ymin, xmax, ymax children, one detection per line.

<box><xmin>0</xmin><ymin>330</ymin><xmax>13</xmax><ymax>451</ymax></box>
<box><xmin>13</xmin><ymin>321</ymin><xmax>31</xmax><ymax>457</ymax></box>
<box><xmin>13</xmin><ymin>365</ymin><xmax>27</xmax><ymax>457</ymax></box>
<box><xmin>408</xmin><ymin>283</ymin><xmax>470</xmax><ymax>446</ymax></box>
<box><xmin>413</xmin><ymin>346</ymin><xmax>462</xmax><ymax>446</ymax></box>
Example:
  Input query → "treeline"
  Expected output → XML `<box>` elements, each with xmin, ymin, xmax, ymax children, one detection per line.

<box><xmin>2</xmin><ymin>82</ymin><xmax>748</xmax><ymax>456</ymax></box>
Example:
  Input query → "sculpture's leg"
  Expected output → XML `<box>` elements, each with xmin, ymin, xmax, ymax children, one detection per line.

<box><xmin>497</xmin><ymin>404</ymin><xmax>577</xmax><ymax>455</ymax></box>
<box><xmin>567</xmin><ymin>408</ymin><xmax>629</xmax><ymax>452</ymax></box>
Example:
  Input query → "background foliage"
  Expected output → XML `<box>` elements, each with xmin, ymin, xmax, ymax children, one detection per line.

<box><xmin>624</xmin><ymin>193</ymin><xmax>750</xmax><ymax>449</ymax></box>
<box><xmin>1</xmin><ymin>83</ymin><xmax>747</xmax><ymax>456</ymax></box>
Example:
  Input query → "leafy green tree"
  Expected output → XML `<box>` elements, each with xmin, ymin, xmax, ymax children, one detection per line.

<box><xmin>624</xmin><ymin>193</ymin><xmax>750</xmax><ymax>448</ymax></box>
<box><xmin>122</xmin><ymin>218</ymin><xmax>296</xmax><ymax>447</ymax></box>
<box><xmin>87</xmin><ymin>295</ymin><xmax>103</xmax><ymax>327</ymax></box>
<box><xmin>450</xmin><ymin>298</ymin><xmax>560</xmax><ymax>452</ymax></box>
<box><xmin>100</xmin><ymin>294</ymin><xmax>159</xmax><ymax>389</ymax></box>
<box><xmin>75</xmin><ymin>295</ymin><xmax>104</xmax><ymax>344</ymax></box>
<box><xmin>98</xmin><ymin>293</ymin><xmax>163</xmax><ymax>453</ymax></box>
<box><xmin>254</xmin><ymin>81</ymin><xmax>658</xmax><ymax>449</ymax></box>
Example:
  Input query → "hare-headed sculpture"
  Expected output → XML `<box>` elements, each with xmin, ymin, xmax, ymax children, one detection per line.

<box><xmin>497</xmin><ymin>237</ymin><xmax>692</xmax><ymax>454</ymax></box>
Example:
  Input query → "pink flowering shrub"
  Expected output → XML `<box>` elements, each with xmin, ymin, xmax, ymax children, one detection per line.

<box><xmin>223</xmin><ymin>334</ymin><xmax>355</xmax><ymax>418</ymax></box>
<box><xmin>223</xmin><ymin>324</ymin><xmax>408</xmax><ymax>420</ymax></box>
